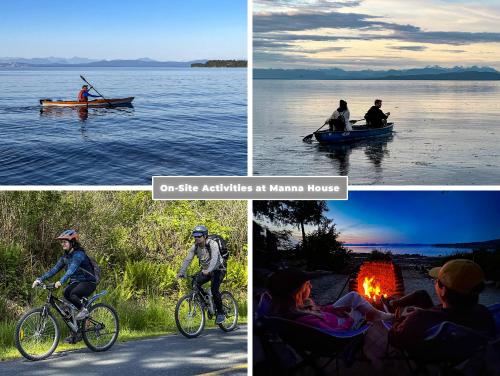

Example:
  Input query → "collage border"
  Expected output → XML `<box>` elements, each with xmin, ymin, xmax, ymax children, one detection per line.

<box><xmin>2</xmin><ymin>1</ymin><xmax>500</xmax><ymax>374</ymax></box>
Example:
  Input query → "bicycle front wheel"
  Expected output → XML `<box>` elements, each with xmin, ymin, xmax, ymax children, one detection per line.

<box><xmin>175</xmin><ymin>294</ymin><xmax>205</xmax><ymax>338</ymax></box>
<box><xmin>82</xmin><ymin>303</ymin><xmax>119</xmax><ymax>352</ymax></box>
<box><xmin>218</xmin><ymin>291</ymin><xmax>238</xmax><ymax>332</ymax></box>
<box><xmin>15</xmin><ymin>307</ymin><xmax>60</xmax><ymax>361</ymax></box>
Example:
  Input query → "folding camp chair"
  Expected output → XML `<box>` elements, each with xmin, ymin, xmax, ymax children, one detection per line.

<box><xmin>254</xmin><ymin>291</ymin><xmax>372</xmax><ymax>375</ymax></box>
<box><xmin>254</xmin><ymin>292</ymin><xmax>302</xmax><ymax>375</ymax></box>
<box><xmin>384</xmin><ymin>303</ymin><xmax>500</xmax><ymax>375</ymax></box>
<box><xmin>266</xmin><ymin>316</ymin><xmax>371</xmax><ymax>375</ymax></box>
<box><xmin>489</xmin><ymin>303</ymin><xmax>500</xmax><ymax>343</ymax></box>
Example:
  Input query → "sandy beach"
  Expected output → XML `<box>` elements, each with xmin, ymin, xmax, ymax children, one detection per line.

<box><xmin>311</xmin><ymin>254</ymin><xmax>500</xmax><ymax>307</ymax></box>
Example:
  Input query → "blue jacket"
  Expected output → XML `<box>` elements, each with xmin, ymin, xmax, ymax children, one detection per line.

<box><xmin>39</xmin><ymin>248</ymin><xmax>96</xmax><ymax>284</ymax></box>
<box><xmin>83</xmin><ymin>91</ymin><xmax>100</xmax><ymax>98</ymax></box>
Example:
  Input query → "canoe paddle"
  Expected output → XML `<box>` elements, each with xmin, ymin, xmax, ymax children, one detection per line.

<box><xmin>80</xmin><ymin>75</ymin><xmax>114</xmax><ymax>107</ymax></box>
<box><xmin>303</xmin><ymin>121</ymin><xmax>328</xmax><ymax>142</ymax></box>
<box><xmin>302</xmin><ymin>119</ymin><xmax>363</xmax><ymax>142</ymax></box>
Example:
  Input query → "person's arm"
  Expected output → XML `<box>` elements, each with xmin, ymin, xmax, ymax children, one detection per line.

<box><xmin>59</xmin><ymin>251</ymin><xmax>86</xmax><ymax>284</ymax></box>
<box><xmin>389</xmin><ymin>310</ymin><xmax>428</xmax><ymax>348</ymax></box>
<box><xmin>326</xmin><ymin>110</ymin><xmax>337</xmax><ymax>122</ymax></box>
<box><xmin>84</xmin><ymin>92</ymin><xmax>101</xmax><ymax>98</ymax></box>
<box><xmin>39</xmin><ymin>257</ymin><xmax>65</xmax><ymax>281</ymax></box>
<box><xmin>179</xmin><ymin>246</ymin><xmax>196</xmax><ymax>276</ymax></box>
<box><xmin>344</xmin><ymin>110</ymin><xmax>351</xmax><ymax>130</ymax></box>
<box><xmin>378</xmin><ymin>108</ymin><xmax>388</xmax><ymax>120</ymax></box>
<box><xmin>206</xmin><ymin>240</ymin><xmax>220</xmax><ymax>273</ymax></box>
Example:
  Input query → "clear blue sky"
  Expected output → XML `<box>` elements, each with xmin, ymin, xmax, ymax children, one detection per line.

<box><xmin>0</xmin><ymin>0</ymin><xmax>247</xmax><ymax>60</ymax></box>
<box><xmin>326</xmin><ymin>192</ymin><xmax>500</xmax><ymax>244</ymax></box>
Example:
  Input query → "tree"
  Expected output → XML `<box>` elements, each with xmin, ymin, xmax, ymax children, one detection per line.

<box><xmin>305</xmin><ymin>218</ymin><xmax>351</xmax><ymax>271</ymax></box>
<box><xmin>253</xmin><ymin>200</ymin><xmax>328</xmax><ymax>246</ymax></box>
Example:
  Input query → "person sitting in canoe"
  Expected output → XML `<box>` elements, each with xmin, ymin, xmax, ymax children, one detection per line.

<box><xmin>327</xmin><ymin>99</ymin><xmax>351</xmax><ymax>132</ymax></box>
<box><xmin>77</xmin><ymin>85</ymin><xmax>100</xmax><ymax>102</ymax></box>
<box><xmin>364</xmin><ymin>99</ymin><xmax>390</xmax><ymax>128</ymax></box>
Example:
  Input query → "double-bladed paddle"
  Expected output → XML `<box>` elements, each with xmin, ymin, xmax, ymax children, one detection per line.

<box><xmin>302</xmin><ymin>119</ymin><xmax>363</xmax><ymax>142</ymax></box>
<box><xmin>80</xmin><ymin>75</ymin><xmax>114</xmax><ymax>107</ymax></box>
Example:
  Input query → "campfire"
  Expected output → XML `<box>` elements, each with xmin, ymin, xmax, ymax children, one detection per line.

<box><xmin>349</xmin><ymin>261</ymin><xmax>405</xmax><ymax>307</ymax></box>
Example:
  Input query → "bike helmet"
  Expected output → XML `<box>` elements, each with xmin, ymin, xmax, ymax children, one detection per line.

<box><xmin>56</xmin><ymin>229</ymin><xmax>79</xmax><ymax>243</ymax></box>
<box><xmin>192</xmin><ymin>225</ymin><xmax>208</xmax><ymax>237</ymax></box>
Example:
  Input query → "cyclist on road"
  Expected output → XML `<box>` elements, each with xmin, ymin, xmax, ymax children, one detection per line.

<box><xmin>32</xmin><ymin>229</ymin><xmax>97</xmax><ymax>343</ymax></box>
<box><xmin>177</xmin><ymin>225</ymin><xmax>226</xmax><ymax>324</ymax></box>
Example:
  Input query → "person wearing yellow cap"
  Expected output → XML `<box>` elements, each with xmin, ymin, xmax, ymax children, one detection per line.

<box><xmin>388</xmin><ymin>259</ymin><xmax>495</xmax><ymax>348</ymax></box>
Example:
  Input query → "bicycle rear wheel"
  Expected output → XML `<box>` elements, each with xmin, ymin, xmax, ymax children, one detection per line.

<box><xmin>15</xmin><ymin>308</ymin><xmax>60</xmax><ymax>361</ymax></box>
<box><xmin>82</xmin><ymin>303</ymin><xmax>119</xmax><ymax>352</ymax></box>
<box><xmin>175</xmin><ymin>294</ymin><xmax>205</xmax><ymax>338</ymax></box>
<box><xmin>218</xmin><ymin>291</ymin><xmax>238</xmax><ymax>332</ymax></box>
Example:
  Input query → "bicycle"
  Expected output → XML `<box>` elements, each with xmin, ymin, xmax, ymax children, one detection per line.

<box><xmin>175</xmin><ymin>274</ymin><xmax>238</xmax><ymax>338</ymax></box>
<box><xmin>15</xmin><ymin>282</ymin><xmax>120</xmax><ymax>361</ymax></box>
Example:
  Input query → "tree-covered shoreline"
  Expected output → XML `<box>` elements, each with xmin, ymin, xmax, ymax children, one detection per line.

<box><xmin>191</xmin><ymin>60</ymin><xmax>247</xmax><ymax>68</ymax></box>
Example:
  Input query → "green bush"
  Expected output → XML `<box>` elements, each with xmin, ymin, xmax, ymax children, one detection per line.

<box><xmin>0</xmin><ymin>193</ymin><xmax>247</xmax><ymax>360</ymax></box>
<box><xmin>436</xmin><ymin>248</ymin><xmax>500</xmax><ymax>282</ymax></box>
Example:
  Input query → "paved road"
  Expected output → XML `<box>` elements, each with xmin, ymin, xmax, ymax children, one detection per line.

<box><xmin>0</xmin><ymin>325</ymin><xmax>247</xmax><ymax>376</ymax></box>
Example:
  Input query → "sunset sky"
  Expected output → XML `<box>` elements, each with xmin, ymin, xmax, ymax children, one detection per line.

<box><xmin>254</xmin><ymin>0</ymin><xmax>500</xmax><ymax>69</ymax></box>
<box><xmin>263</xmin><ymin>192</ymin><xmax>500</xmax><ymax>244</ymax></box>
<box><xmin>328</xmin><ymin>191</ymin><xmax>500</xmax><ymax>244</ymax></box>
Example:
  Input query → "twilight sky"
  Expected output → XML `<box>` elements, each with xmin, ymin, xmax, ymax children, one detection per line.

<box><xmin>253</xmin><ymin>0</ymin><xmax>500</xmax><ymax>69</ymax></box>
<box><xmin>0</xmin><ymin>0</ymin><xmax>247</xmax><ymax>61</ymax></box>
<box><xmin>326</xmin><ymin>191</ymin><xmax>500</xmax><ymax>244</ymax></box>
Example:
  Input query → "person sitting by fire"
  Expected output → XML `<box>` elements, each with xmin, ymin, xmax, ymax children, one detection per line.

<box><xmin>386</xmin><ymin>259</ymin><xmax>495</xmax><ymax>348</ymax></box>
<box><xmin>267</xmin><ymin>268</ymin><xmax>394</xmax><ymax>331</ymax></box>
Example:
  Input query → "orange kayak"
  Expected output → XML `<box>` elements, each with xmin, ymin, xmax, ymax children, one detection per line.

<box><xmin>40</xmin><ymin>97</ymin><xmax>134</xmax><ymax>107</ymax></box>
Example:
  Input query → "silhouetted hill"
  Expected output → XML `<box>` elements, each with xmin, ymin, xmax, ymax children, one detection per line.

<box><xmin>435</xmin><ymin>239</ymin><xmax>500</xmax><ymax>249</ymax></box>
<box><xmin>254</xmin><ymin>66</ymin><xmax>500</xmax><ymax>80</ymax></box>
<box><xmin>38</xmin><ymin>59</ymin><xmax>206</xmax><ymax>67</ymax></box>
<box><xmin>0</xmin><ymin>58</ymin><xmax>207</xmax><ymax>68</ymax></box>
<box><xmin>375</xmin><ymin>71</ymin><xmax>500</xmax><ymax>80</ymax></box>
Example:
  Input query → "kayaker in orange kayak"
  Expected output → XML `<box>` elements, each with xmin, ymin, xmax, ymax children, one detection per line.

<box><xmin>77</xmin><ymin>85</ymin><xmax>100</xmax><ymax>102</ymax></box>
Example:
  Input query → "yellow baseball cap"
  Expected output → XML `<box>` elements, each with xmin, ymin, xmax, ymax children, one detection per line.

<box><xmin>429</xmin><ymin>259</ymin><xmax>484</xmax><ymax>294</ymax></box>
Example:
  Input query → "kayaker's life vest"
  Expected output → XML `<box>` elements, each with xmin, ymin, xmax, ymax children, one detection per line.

<box><xmin>77</xmin><ymin>89</ymin><xmax>88</xmax><ymax>102</ymax></box>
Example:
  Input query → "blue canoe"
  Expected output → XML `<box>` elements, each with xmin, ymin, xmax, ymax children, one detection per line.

<box><xmin>314</xmin><ymin>123</ymin><xmax>394</xmax><ymax>144</ymax></box>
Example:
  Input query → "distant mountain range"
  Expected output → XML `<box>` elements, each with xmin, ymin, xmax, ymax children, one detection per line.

<box><xmin>434</xmin><ymin>239</ymin><xmax>500</xmax><ymax>249</ymax></box>
<box><xmin>254</xmin><ymin>66</ymin><xmax>500</xmax><ymax>80</ymax></box>
<box><xmin>345</xmin><ymin>238</ymin><xmax>500</xmax><ymax>248</ymax></box>
<box><xmin>0</xmin><ymin>57</ymin><xmax>217</xmax><ymax>68</ymax></box>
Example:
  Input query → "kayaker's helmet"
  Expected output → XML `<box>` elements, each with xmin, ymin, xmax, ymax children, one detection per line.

<box><xmin>82</xmin><ymin>85</ymin><xmax>88</xmax><ymax>89</ymax></box>
<box><xmin>56</xmin><ymin>229</ymin><xmax>79</xmax><ymax>248</ymax></box>
<box><xmin>192</xmin><ymin>225</ymin><xmax>208</xmax><ymax>238</ymax></box>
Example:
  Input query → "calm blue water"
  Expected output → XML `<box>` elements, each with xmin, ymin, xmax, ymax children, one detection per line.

<box><xmin>253</xmin><ymin>80</ymin><xmax>500</xmax><ymax>184</ymax></box>
<box><xmin>347</xmin><ymin>245</ymin><xmax>474</xmax><ymax>256</ymax></box>
<box><xmin>0</xmin><ymin>68</ymin><xmax>247</xmax><ymax>184</ymax></box>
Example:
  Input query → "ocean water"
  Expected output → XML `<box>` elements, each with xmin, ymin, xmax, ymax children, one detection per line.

<box><xmin>347</xmin><ymin>245</ymin><xmax>473</xmax><ymax>257</ymax></box>
<box><xmin>253</xmin><ymin>80</ymin><xmax>500</xmax><ymax>184</ymax></box>
<box><xmin>0</xmin><ymin>68</ymin><xmax>247</xmax><ymax>185</ymax></box>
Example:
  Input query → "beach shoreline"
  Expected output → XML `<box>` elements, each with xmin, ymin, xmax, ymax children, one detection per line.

<box><xmin>311</xmin><ymin>253</ymin><xmax>500</xmax><ymax>307</ymax></box>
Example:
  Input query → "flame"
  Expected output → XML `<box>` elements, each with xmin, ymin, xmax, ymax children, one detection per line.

<box><xmin>362</xmin><ymin>276</ymin><xmax>388</xmax><ymax>302</ymax></box>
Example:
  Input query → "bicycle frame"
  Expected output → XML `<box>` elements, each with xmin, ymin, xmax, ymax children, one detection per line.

<box><xmin>39</xmin><ymin>284</ymin><xmax>107</xmax><ymax>334</ymax></box>
<box><xmin>189</xmin><ymin>276</ymin><xmax>216</xmax><ymax>317</ymax></box>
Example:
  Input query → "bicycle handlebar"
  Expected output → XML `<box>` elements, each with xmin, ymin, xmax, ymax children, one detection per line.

<box><xmin>35</xmin><ymin>282</ymin><xmax>56</xmax><ymax>290</ymax></box>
